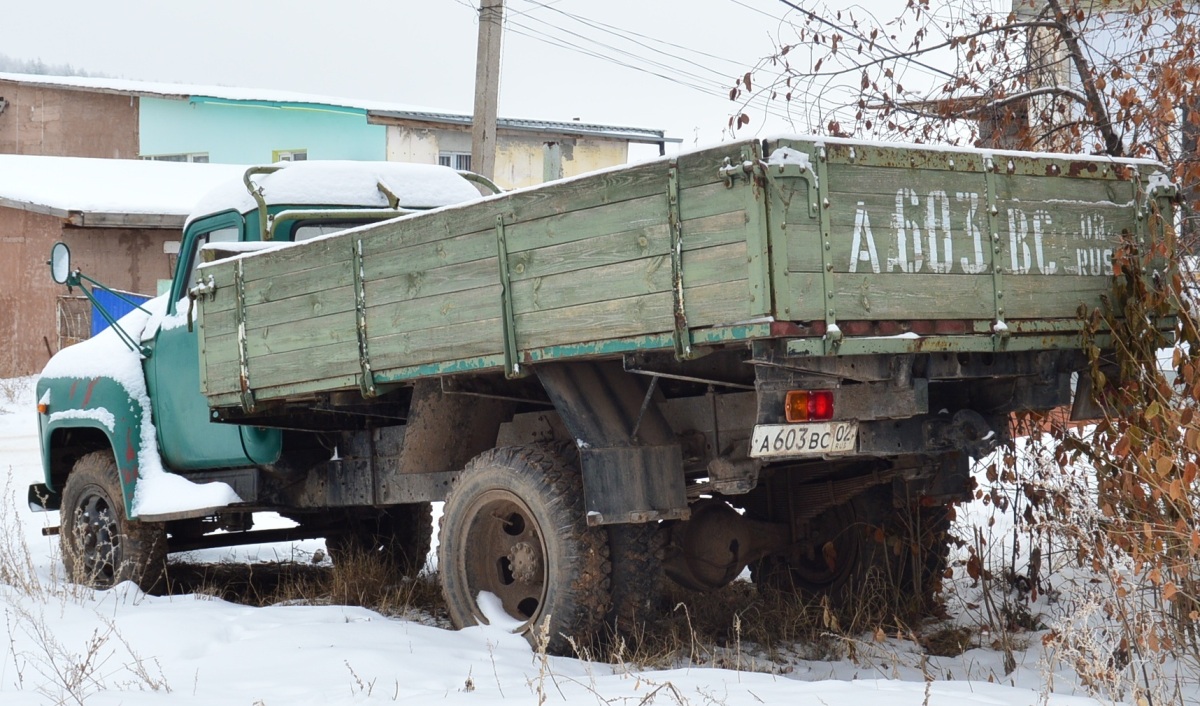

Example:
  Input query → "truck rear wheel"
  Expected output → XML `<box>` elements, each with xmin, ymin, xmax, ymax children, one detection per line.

<box><xmin>60</xmin><ymin>451</ymin><xmax>167</xmax><ymax>592</ymax></box>
<box><xmin>750</xmin><ymin>487</ymin><xmax>890</xmax><ymax>604</ymax></box>
<box><xmin>325</xmin><ymin>504</ymin><xmax>434</xmax><ymax>577</ymax></box>
<box><xmin>607</xmin><ymin>522</ymin><xmax>667</xmax><ymax>634</ymax></box>
<box><xmin>751</xmin><ymin>486</ymin><xmax>952</xmax><ymax>615</ymax></box>
<box><xmin>438</xmin><ymin>445</ymin><xmax>610</xmax><ymax>655</ymax></box>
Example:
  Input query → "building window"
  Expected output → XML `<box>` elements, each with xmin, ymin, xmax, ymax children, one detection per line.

<box><xmin>143</xmin><ymin>153</ymin><xmax>209</xmax><ymax>163</ymax></box>
<box><xmin>274</xmin><ymin>150</ymin><xmax>308</xmax><ymax>162</ymax></box>
<box><xmin>438</xmin><ymin>152</ymin><xmax>472</xmax><ymax>171</ymax></box>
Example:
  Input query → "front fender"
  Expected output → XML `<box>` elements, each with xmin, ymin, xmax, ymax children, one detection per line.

<box><xmin>38</xmin><ymin>375</ymin><xmax>147</xmax><ymax>519</ymax></box>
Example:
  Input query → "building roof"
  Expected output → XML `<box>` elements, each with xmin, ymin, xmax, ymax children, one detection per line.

<box><xmin>0</xmin><ymin>155</ymin><xmax>247</xmax><ymax>228</ymax></box>
<box><xmin>0</xmin><ymin>72</ymin><xmax>433</xmax><ymax>114</ymax></box>
<box><xmin>366</xmin><ymin>109</ymin><xmax>676</xmax><ymax>145</ymax></box>
<box><xmin>0</xmin><ymin>72</ymin><xmax>671</xmax><ymax>144</ymax></box>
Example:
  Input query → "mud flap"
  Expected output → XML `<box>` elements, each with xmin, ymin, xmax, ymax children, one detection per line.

<box><xmin>536</xmin><ymin>361</ymin><xmax>688</xmax><ymax>526</ymax></box>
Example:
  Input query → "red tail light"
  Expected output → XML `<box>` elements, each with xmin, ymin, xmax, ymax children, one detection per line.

<box><xmin>784</xmin><ymin>390</ymin><xmax>835</xmax><ymax>422</ymax></box>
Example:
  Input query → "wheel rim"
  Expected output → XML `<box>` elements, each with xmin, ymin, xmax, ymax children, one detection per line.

<box><xmin>73</xmin><ymin>488</ymin><xmax>119</xmax><ymax>584</ymax></box>
<box><xmin>788</xmin><ymin>503</ymin><xmax>863</xmax><ymax>591</ymax></box>
<box><xmin>459</xmin><ymin>488</ymin><xmax>548</xmax><ymax>626</ymax></box>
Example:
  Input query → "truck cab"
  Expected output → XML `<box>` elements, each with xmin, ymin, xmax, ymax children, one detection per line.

<box><xmin>31</xmin><ymin>161</ymin><xmax>486</xmax><ymax>587</ymax></box>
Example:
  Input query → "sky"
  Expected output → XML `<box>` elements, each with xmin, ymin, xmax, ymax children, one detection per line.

<box><xmin>2</xmin><ymin>0</ymin><xmax>938</xmax><ymax>155</ymax></box>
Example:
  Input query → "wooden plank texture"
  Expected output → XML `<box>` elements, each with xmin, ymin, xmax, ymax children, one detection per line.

<box><xmin>194</xmin><ymin>137</ymin><xmax>1153</xmax><ymax>406</ymax></box>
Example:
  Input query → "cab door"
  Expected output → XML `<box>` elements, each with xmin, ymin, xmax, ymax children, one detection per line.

<box><xmin>144</xmin><ymin>213</ymin><xmax>281</xmax><ymax>471</ymax></box>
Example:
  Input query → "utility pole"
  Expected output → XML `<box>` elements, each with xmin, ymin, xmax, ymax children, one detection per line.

<box><xmin>471</xmin><ymin>0</ymin><xmax>504</xmax><ymax>181</ymax></box>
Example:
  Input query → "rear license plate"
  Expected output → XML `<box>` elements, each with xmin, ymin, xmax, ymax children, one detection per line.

<box><xmin>750</xmin><ymin>422</ymin><xmax>858</xmax><ymax>459</ymax></box>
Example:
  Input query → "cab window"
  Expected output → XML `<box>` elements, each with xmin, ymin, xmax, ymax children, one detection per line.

<box><xmin>177</xmin><ymin>226</ymin><xmax>239</xmax><ymax>303</ymax></box>
<box><xmin>292</xmin><ymin>220</ymin><xmax>381</xmax><ymax>242</ymax></box>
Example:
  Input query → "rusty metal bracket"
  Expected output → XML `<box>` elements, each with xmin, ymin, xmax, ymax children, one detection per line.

<box><xmin>234</xmin><ymin>259</ymin><xmax>255</xmax><ymax>412</ymax></box>
<box><xmin>668</xmin><ymin>160</ymin><xmax>694</xmax><ymax>360</ymax></box>
<box><xmin>628</xmin><ymin>375</ymin><xmax>660</xmax><ymax>443</ymax></box>
<box><xmin>185</xmin><ymin>274</ymin><xmax>217</xmax><ymax>333</ymax></box>
<box><xmin>495</xmin><ymin>215</ymin><xmax>522</xmax><ymax>378</ymax></box>
<box><xmin>719</xmin><ymin>156</ymin><xmax>754</xmax><ymax>187</ymax></box>
<box><xmin>353</xmin><ymin>238</ymin><xmax>378</xmax><ymax>397</ymax></box>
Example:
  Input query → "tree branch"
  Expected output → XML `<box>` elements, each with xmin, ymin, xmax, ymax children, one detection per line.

<box><xmin>1043</xmin><ymin>0</ymin><xmax>1124</xmax><ymax>156</ymax></box>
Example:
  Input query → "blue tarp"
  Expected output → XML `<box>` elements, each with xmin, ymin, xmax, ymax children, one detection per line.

<box><xmin>90</xmin><ymin>289</ymin><xmax>151</xmax><ymax>337</ymax></box>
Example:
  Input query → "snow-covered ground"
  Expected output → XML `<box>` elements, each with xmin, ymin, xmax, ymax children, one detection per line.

<box><xmin>0</xmin><ymin>375</ymin><xmax>1182</xmax><ymax>705</ymax></box>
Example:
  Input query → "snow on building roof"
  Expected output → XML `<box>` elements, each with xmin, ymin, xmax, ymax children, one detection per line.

<box><xmin>0</xmin><ymin>154</ymin><xmax>247</xmax><ymax>228</ymax></box>
<box><xmin>366</xmin><ymin>109</ymin><xmax>677</xmax><ymax>144</ymax></box>
<box><xmin>0</xmin><ymin>71</ymin><xmax>435</xmax><ymax>115</ymax></box>
<box><xmin>0</xmin><ymin>72</ymin><xmax>671</xmax><ymax>143</ymax></box>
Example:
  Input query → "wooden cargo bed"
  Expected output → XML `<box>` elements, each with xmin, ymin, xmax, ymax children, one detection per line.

<box><xmin>196</xmin><ymin>137</ymin><xmax>1173</xmax><ymax>408</ymax></box>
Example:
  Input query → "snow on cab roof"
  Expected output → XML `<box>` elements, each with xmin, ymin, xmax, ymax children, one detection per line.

<box><xmin>0</xmin><ymin>154</ymin><xmax>246</xmax><ymax>228</ymax></box>
<box><xmin>187</xmin><ymin>160</ymin><xmax>484</xmax><ymax>225</ymax></box>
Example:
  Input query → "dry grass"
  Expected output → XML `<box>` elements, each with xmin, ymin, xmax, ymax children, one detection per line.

<box><xmin>0</xmin><ymin>377</ymin><xmax>29</xmax><ymax>411</ymax></box>
<box><xmin>165</xmin><ymin>550</ymin><xmax>448</xmax><ymax>625</ymax></box>
<box><xmin>591</xmin><ymin>574</ymin><xmax>935</xmax><ymax>670</ymax></box>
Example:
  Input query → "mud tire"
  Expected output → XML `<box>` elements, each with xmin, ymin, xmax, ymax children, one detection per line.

<box><xmin>438</xmin><ymin>444</ymin><xmax>610</xmax><ymax>655</ymax></box>
<box><xmin>607</xmin><ymin>522</ymin><xmax>668</xmax><ymax>634</ymax></box>
<box><xmin>750</xmin><ymin>487</ymin><xmax>891</xmax><ymax>604</ymax></box>
<box><xmin>60</xmin><ymin>451</ymin><xmax>167</xmax><ymax>592</ymax></box>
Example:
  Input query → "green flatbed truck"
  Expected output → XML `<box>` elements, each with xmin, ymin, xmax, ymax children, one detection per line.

<box><xmin>31</xmin><ymin>138</ymin><xmax>1175</xmax><ymax>651</ymax></box>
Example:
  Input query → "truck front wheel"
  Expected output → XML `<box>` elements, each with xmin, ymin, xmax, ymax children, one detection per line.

<box><xmin>438</xmin><ymin>445</ymin><xmax>610</xmax><ymax>655</ymax></box>
<box><xmin>60</xmin><ymin>451</ymin><xmax>167</xmax><ymax>592</ymax></box>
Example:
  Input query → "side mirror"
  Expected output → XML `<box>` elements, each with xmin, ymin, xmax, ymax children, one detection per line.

<box><xmin>49</xmin><ymin>242</ymin><xmax>72</xmax><ymax>285</ymax></box>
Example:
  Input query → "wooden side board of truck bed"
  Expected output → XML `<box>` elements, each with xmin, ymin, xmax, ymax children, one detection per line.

<box><xmin>196</xmin><ymin>137</ymin><xmax>1174</xmax><ymax>409</ymax></box>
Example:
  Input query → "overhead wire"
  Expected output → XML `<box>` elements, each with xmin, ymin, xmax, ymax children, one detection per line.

<box><xmin>451</xmin><ymin>0</ymin><xmax>802</xmax><ymax>125</ymax></box>
<box><xmin>517</xmin><ymin>0</ymin><xmax>749</xmax><ymax>71</ymax></box>
<box><xmin>506</xmin><ymin>2</ymin><xmax>800</xmax><ymax>122</ymax></box>
<box><xmin>504</xmin><ymin>20</ymin><xmax>799</xmax><ymax>124</ymax></box>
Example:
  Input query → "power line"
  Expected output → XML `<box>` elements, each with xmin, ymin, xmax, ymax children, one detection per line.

<box><xmin>506</xmin><ymin>3</ymin><xmax>808</xmax><ymax>122</ymax></box>
<box><xmin>511</xmin><ymin>14</ymin><xmax>732</xmax><ymax>89</ymax></box>
<box><xmin>516</xmin><ymin>0</ymin><xmax>749</xmax><ymax>71</ymax></box>
<box><xmin>455</xmin><ymin>0</ymin><xmax>804</xmax><ymax>125</ymax></box>
<box><xmin>502</xmin><ymin>21</ymin><xmax>799</xmax><ymax>124</ymax></box>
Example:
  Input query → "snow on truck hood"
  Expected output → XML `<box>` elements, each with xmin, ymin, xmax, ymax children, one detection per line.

<box><xmin>186</xmin><ymin>160</ymin><xmax>483</xmax><ymax>226</ymax></box>
<box><xmin>40</xmin><ymin>295</ymin><xmax>241</xmax><ymax>517</ymax></box>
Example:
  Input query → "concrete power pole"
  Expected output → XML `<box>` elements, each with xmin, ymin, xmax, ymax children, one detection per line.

<box><xmin>471</xmin><ymin>0</ymin><xmax>504</xmax><ymax>181</ymax></box>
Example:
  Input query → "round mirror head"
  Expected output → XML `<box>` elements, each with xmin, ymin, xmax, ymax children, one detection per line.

<box><xmin>50</xmin><ymin>242</ymin><xmax>71</xmax><ymax>284</ymax></box>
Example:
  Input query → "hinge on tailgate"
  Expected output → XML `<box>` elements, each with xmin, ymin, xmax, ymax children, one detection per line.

<box><xmin>982</xmin><ymin>156</ymin><xmax>1009</xmax><ymax>347</ymax></box>
<box><xmin>667</xmin><ymin>160</ymin><xmax>694</xmax><ymax>360</ymax></box>
<box><xmin>353</xmin><ymin>238</ymin><xmax>378</xmax><ymax>397</ymax></box>
<box><xmin>495</xmin><ymin>215</ymin><xmax>523</xmax><ymax>378</ymax></box>
<box><xmin>813</xmin><ymin>145</ymin><xmax>842</xmax><ymax>353</ymax></box>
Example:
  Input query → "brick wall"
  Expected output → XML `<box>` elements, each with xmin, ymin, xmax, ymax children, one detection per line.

<box><xmin>0</xmin><ymin>81</ymin><xmax>139</xmax><ymax>158</ymax></box>
<box><xmin>0</xmin><ymin>206</ymin><xmax>177</xmax><ymax>377</ymax></box>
